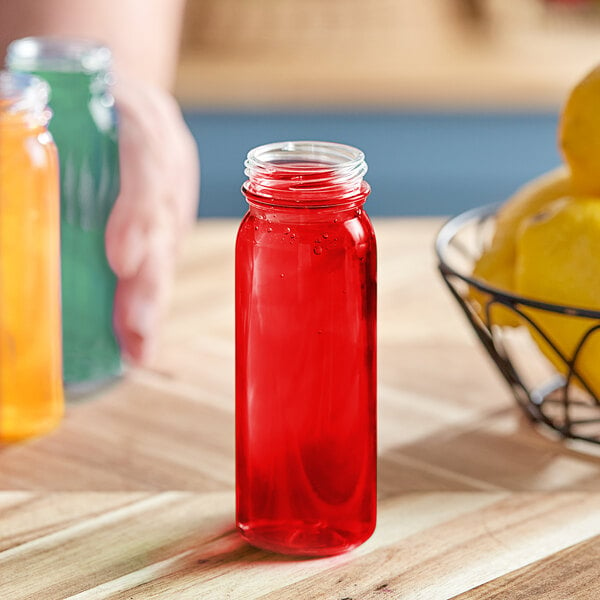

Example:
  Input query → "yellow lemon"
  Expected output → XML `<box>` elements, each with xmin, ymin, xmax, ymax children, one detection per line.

<box><xmin>559</xmin><ymin>64</ymin><xmax>600</xmax><ymax>195</ymax></box>
<box><xmin>470</xmin><ymin>167</ymin><xmax>571</xmax><ymax>325</ymax></box>
<box><xmin>515</xmin><ymin>196</ymin><xmax>600</xmax><ymax>397</ymax></box>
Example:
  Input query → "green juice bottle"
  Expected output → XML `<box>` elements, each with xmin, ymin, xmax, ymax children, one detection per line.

<box><xmin>7</xmin><ymin>38</ymin><xmax>121</xmax><ymax>391</ymax></box>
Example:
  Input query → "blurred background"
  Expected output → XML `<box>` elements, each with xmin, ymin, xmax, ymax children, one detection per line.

<box><xmin>175</xmin><ymin>0</ymin><xmax>600</xmax><ymax>217</ymax></box>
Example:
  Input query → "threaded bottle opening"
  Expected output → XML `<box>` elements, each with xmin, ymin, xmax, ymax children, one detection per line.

<box><xmin>0</xmin><ymin>70</ymin><xmax>50</xmax><ymax>124</ymax></box>
<box><xmin>244</xmin><ymin>141</ymin><xmax>369</xmax><ymax>208</ymax></box>
<box><xmin>7</xmin><ymin>37</ymin><xmax>112</xmax><ymax>74</ymax></box>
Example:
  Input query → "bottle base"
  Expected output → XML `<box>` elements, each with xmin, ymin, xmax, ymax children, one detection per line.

<box><xmin>238</xmin><ymin>519</ymin><xmax>375</xmax><ymax>557</ymax></box>
<box><xmin>64</xmin><ymin>364</ymin><xmax>125</xmax><ymax>404</ymax></box>
<box><xmin>63</xmin><ymin>350</ymin><xmax>123</xmax><ymax>398</ymax></box>
<box><xmin>65</xmin><ymin>367</ymin><xmax>124</xmax><ymax>402</ymax></box>
<box><xmin>0</xmin><ymin>412</ymin><xmax>63</xmax><ymax>444</ymax></box>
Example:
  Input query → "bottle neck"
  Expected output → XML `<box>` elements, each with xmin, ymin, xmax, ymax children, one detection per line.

<box><xmin>243</xmin><ymin>141</ymin><xmax>370</xmax><ymax>210</ymax></box>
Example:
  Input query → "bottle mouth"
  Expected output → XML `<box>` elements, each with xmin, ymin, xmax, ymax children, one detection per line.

<box><xmin>0</xmin><ymin>70</ymin><xmax>49</xmax><ymax>121</ymax></box>
<box><xmin>244</xmin><ymin>141</ymin><xmax>369</xmax><ymax>207</ymax></box>
<box><xmin>246</xmin><ymin>140</ymin><xmax>367</xmax><ymax>180</ymax></box>
<box><xmin>7</xmin><ymin>37</ymin><xmax>112</xmax><ymax>73</ymax></box>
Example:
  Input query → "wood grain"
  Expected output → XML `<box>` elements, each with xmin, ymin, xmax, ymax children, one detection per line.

<box><xmin>454</xmin><ymin>534</ymin><xmax>600</xmax><ymax>600</ymax></box>
<box><xmin>1</xmin><ymin>492</ymin><xmax>599</xmax><ymax>599</ymax></box>
<box><xmin>1</xmin><ymin>219</ymin><xmax>600</xmax><ymax>598</ymax></box>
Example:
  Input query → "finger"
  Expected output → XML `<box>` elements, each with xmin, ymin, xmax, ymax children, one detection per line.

<box><xmin>113</xmin><ymin>224</ymin><xmax>176</xmax><ymax>364</ymax></box>
<box><xmin>157</xmin><ymin>93</ymin><xmax>200</xmax><ymax>229</ymax></box>
<box><xmin>120</xmin><ymin>81</ymin><xmax>200</xmax><ymax>232</ymax></box>
<box><xmin>105</xmin><ymin>114</ymin><xmax>163</xmax><ymax>278</ymax></box>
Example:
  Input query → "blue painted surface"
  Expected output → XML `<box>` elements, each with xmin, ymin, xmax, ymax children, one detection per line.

<box><xmin>183</xmin><ymin>111</ymin><xmax>561</xmax><ymax>218</ymax></box>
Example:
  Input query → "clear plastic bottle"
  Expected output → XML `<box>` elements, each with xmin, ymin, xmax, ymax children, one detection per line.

<box><xmin>0</xmin><ymin>71</ymin><xmax>64</xmax><ymax>441</ymax></box>
<box><xmin>8</xmin><ymin>38</ymin><xmax>121</xmax><ymax>390</ymax></box>
<box><xmin>236</xmin><ymin>141</ymin><xmax>377</xmax><ymax>556</ymax></box>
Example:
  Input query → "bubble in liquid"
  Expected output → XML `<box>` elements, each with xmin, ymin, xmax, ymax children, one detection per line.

<box><xmin>280</xmin><ymin>273</ymin><xmax>285</xmax><ymax>278</ymax></box>
<box><xmin>333</xmin><ymin>218</ymin><xmax>339</xmax><ymax>223</ymax></box>
<box><xmin>267</xmin><ymin>227</ymin><xmax>272</xmax><ymax>233</ymax></box>
<box><xmin>317</xmin><ymin>329</ymin><xmax>323</xmax><ymax>335</ymax></box>
<box><xmin>355</xmin><ymin>209</ymin><xmax>362</xmax><ymax>217</ymax></box>
<box><xmin>290</xmin><ymin>233</ymin><xmax>296</xmax><ymax>240</ymax></box>
<box><xmin>322</xmin><ymin>233</ymin><xmax>329</xmax><ymax>239</ymax></box>
<box><xmin>313</xmin><ymin>246</ymin><xmax>323</xmax><ymax>255</ymax></box>
<box><xmin>284</xmin><ymin>227</ymin><xmax>291</xmax><ymax>235</ymax></box>
<box><xmin>254</xmin><ymin>226</ymin><xmax>259</xmax><ymax>231</ymax></box>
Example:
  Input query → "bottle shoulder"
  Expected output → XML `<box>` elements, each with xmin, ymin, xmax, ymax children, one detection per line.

<box><xmin>0</xmin><ymin>126</ymin><xmax>57</xmax><ymax>169</ymax></box>
<box><xmin>236</xmin><ymin>209</ymin><xmax>376</xmax><ymax>251</ymax></box>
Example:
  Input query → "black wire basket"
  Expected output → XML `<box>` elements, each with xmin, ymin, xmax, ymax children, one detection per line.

<box><xmin>436</xmin><ymin>204</ymin><xmax>600</xmax><ymax>445</ymax></box>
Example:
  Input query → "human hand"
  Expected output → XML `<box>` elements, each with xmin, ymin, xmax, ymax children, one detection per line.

<box><xmin>105</xmin><ymin>79</ymin><xmax>199</xmax><ymax>364</ymax></box>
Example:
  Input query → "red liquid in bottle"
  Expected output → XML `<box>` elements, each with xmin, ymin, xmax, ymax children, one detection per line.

<box><xmin>236</xmin><ymin>144</ymin><xmax>377</xmax><ymax>556</ymax></box>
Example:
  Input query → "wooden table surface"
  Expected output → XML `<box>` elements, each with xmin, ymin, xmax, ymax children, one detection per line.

<box><xmin>2</xmin><ymin>218</ymin><xmax>600</xmax><ymax>599</ymax></box>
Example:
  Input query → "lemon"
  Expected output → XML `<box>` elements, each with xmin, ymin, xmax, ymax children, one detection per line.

<box><xmin>470</xmin><ymin>167</ymin><xmax>571</xmax><ymax>325</ymax></box>
<box><xmin>515</xmin><ymin>196</ymin><xmax>600</xmax><ymax>397</ymax></box>
<box><xmin>467</xmin><ymin>64</ymin><xmax>600</xmax><ymax>397</ymax></box>
<box><xmin>559</xmin><ymin>64</ymin><xmax>600</xmax><ymax>195</ymax></box>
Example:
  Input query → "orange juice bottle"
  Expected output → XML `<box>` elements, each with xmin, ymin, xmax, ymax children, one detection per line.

<box><xmin>0</xmin><ymin>71</ymin><xmax>63</xmax><ymax>441</ymax></box>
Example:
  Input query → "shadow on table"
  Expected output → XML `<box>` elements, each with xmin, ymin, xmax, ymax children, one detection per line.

<box><xmin>378</xmin><ymin>409</ymin><xmax>600</xmax><ymax>497</ymax></box>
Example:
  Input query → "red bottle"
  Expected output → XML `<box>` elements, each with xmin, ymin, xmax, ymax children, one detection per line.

<box><xmin>236</xmin><ymin>141</ymin><xmax>377</xmax><ymax>556</ymax></box>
